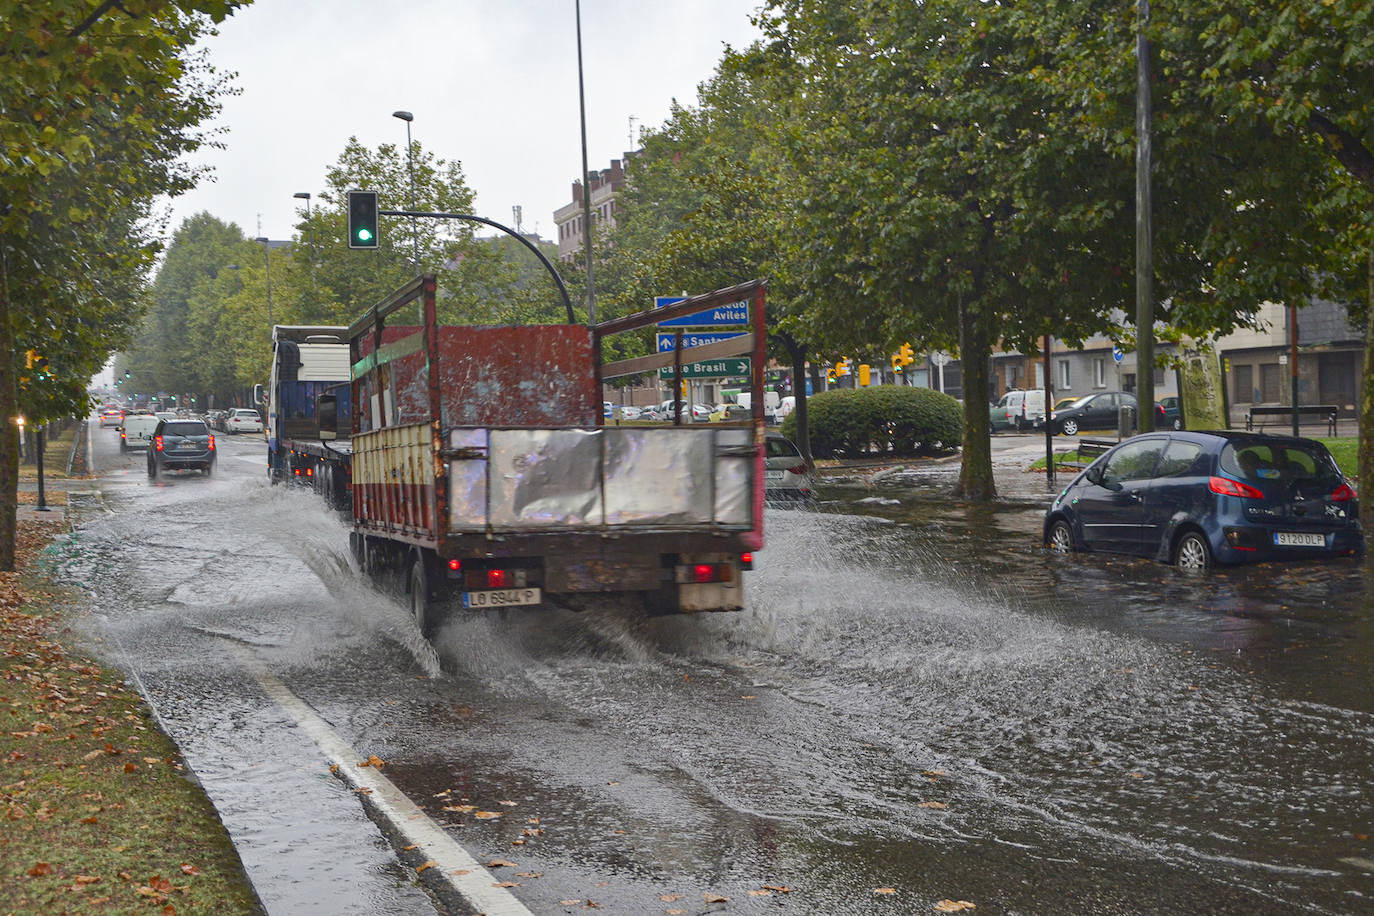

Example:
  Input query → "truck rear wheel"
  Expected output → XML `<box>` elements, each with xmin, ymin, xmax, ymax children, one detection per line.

<box><xmin>408</xmin><ymin>556</ymin><xmax>434</xmax><ymax>638</ymax></box>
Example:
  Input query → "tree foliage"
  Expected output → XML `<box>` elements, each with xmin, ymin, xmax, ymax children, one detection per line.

<box><xmin>0</xmin><ymin>0</ymin><xmax>246</xmax><ymax>569</ymax></box>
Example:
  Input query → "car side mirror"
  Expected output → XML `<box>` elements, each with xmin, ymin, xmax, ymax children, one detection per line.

<box><xmin>317</xmin><ymin>395</ymin><xmax>337</xmax><ymax>441</ymax></box>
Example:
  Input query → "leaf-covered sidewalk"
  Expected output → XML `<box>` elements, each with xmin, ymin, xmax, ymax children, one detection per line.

<box><xmin>0</xmin><ymin>519</ymin><xmax>261</xmax><ymax>915</ymax></box>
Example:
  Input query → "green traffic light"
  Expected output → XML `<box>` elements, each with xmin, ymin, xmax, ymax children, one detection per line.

<box><xmin>356</xmin><ymin>228</ymin><xmax>373</xmax><ymax>243</ymax></box>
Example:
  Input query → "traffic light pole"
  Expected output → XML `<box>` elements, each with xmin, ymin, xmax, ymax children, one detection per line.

<box><xmin>378</xmin><ymin>209</ymin><xmax>574</xmax><ymax>323</ymax></box>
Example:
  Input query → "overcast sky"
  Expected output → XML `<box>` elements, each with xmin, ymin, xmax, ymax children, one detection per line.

<box><xmin>162</xmin><ymin>0</ymin><xmax>764</xmax><ymax>245</ymax></box>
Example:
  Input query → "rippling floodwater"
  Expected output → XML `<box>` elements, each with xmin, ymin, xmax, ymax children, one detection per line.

<box><xmin>55</xmin><ymin>440</ymin><xmax>1374</xmax><ymax>915</ymax></box>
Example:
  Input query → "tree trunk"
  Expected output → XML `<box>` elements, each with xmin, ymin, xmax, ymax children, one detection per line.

<box><xmin>0</xmin><ymin>251</ymin><xmax>18</xmax><ymax>571</ymax></box>
<box><xmin>954</xmin><ymin>296</ymin><xmax>997</xmax><ymax>500</ymax></box>
<box><xmin>1361</xmin><ymin>243</ymin><xmax>1373</xmax><ymax>510</ymax></box>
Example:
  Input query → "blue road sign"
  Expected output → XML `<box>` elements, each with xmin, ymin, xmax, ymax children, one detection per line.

<box><xmin>655</xmin><ymin>295</ymin><xmax>750</xmax><ymax>328</ymax></box>
<box><xmin>656</xmin><ymin>331</ymin><xmax>749</xmax><ymax>353</ymax></box>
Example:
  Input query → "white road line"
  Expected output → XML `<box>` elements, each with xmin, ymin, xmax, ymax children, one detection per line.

<box><xmin>239</xmin><ymin>658</ymin><xmax>534</xmax><ymax>916</ymax></box>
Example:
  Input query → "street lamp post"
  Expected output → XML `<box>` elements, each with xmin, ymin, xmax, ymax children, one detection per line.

<box><xmin>392</xmin><ymin>110</ymin><xmax>419</xmax><ymax>271</ymax></box>
<box><xmin>293</xmin><ymin>192</ymin><xmax>316</xmax><ymax>302</ymax></box>
<box><xmin>254</xmin><ymin>237</ymin><xmax>274</xmax><ymax>326</ymax></box>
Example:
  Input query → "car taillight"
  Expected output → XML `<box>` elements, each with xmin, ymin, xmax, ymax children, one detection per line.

<box><xmin>154</xmin><ymin>435</ymin><xmax>163</xmax><ymax>451</ymax></box>
<box><xmin>1331</xmin><ymin>483</ymin><xmax>1354</xmax><ymax>502</ymax></box>
<box><xmin>788</xmin><ymin>463</ymin><xmax>808</xmax><ymax>475</ymax></box>
<box><xmin>208</xmin><ymin>435</ymin><xmax>215</xmax><ymax>450</ymax></box>
<box><xmin>1209</xmin><ymin>476</ymin><xmax>1264</xmax><ymax>499</ymax></box>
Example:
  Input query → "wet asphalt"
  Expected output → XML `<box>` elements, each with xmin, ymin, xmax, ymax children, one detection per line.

<box><xmin>51</xmin><ymin>424</ymin><xmax>1374</xmax><ymax>915</ymax></box>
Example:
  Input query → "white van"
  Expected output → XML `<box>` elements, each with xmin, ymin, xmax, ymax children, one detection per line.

<box><xmin>119</xmin><ymin>414</ymin><xmax>160</xmax><ymax>451</ymax></box>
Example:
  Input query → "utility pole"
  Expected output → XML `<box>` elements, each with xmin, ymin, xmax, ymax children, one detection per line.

<box><xmin>1134</xmin><ymin>0</ymin><xmax>1155</xmax><ymax>432</ymax></box>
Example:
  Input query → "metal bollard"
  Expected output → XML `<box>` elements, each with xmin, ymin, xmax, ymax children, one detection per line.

<box><xmin>1118</xmin><ymin>405</ymin><xmax>1137</xmax><ymax>438</ymax></box>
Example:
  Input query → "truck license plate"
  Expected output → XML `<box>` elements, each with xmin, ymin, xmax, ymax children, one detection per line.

<box><xmin>1274</xmin><ymin>532</ymin><xmax>1325</xmax><ymax>547</ymax></box>
<box><xmin>461</xmin><ymin>587</ymin><xmax>541</xmax><ymax>609</ymax></box>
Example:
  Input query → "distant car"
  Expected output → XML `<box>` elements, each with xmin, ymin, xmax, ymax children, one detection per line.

<box><xmin>148</xmin><ymin>419</ymin><xmax>215</xmax><ymax>477</ymax></box>
<box><xmin>764</xmin><ymin>432</ymin><xmax>814</xmax><ymax>503</ymax></box>
<box><xmin>616</xmin><ymin>405</ymin><xmax>644</xmax><ymax>420</ymax></box>
<box><xmin>155</xmin><ymin>411</ymin><xmax>177</xmax><ymax>422</ymax></box>
<box><xmin>119</xmin><ymin>414</ymin><xmax>160</xmax><ymax>451</ymax></box>
<box><xmin>776</xmin><ymin>395</ymin><xmax>796</xmax><ymax>421</ymax></box>
<box><xmin>1048</xmin><ymin>391</ymin><xmax>1136</xmax><ymax>436</ymax></box>
<box><xmin>989</xmin><ymin>390</ymin><xmax>1027</xmax><ymax>432</ymax></box>
<box><xmin>224</xmin><ymin>408</ymin><xmax>263</xmax><ymax>434</ymax></box>
<box><xmin>1156</xmin><ymin>396</ymin><xmax>1182</xmax><ymax>430</ymax></box>
<box><xmin>99</xmin><ymin>408</ymin><xmax>123</xmax><ymax>427</ymax></box>
<box><xmin>710</xmin><ymin>403</ymin><xmax>751</xmax><ymax>422</ymax></box>
<box><xmin>1043</xmin><ymin>430</ymin><xmax>1362</xmax><ymax>569</ymax></box>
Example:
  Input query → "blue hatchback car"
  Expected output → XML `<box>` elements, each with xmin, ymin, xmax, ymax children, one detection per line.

<box><xmin>1043</xmin><ymin>430</ymin><xmax>1362</xmax><ymax>568</ymax></box>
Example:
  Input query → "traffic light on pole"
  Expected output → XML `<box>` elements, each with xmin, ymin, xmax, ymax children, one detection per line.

<box><xmin>898</xmin><ymin>342</ymin><xmax>915</xmax><ymax>367</ymax></box>
<box><xmin>347</xmin><ymin>190</ymin><xmax>380</xmax><ymax>249</ymax></box>
<box><xmin>891</xmin><ymin>353</ymin><xmax>903</xmax><ymax>373</ymax></box>
<box><xmin>858</xmin><ymin>363</ymin><xmax>871</xmax><ymax>387</ymax></box>
<box><xmin>836</xmin><ymin>358</ymin><xmax>851</xmax><ymax>377</ymax></box>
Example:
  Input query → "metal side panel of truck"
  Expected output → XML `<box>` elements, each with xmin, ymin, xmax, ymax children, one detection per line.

<box><xmin>341</xmin><ymin>274</ymin><xmax>767</xmax><ymax>627</ymax></box>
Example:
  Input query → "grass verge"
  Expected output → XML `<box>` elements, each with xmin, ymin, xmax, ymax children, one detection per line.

<box><xmin>1</xmin><ymin>519</ymin><xmax>261</xmax><ymax>915</ymax></box>
<box><xmin>1028</xmin><ymin>436</ymin><xmax>1360</xmax><ymax>481</ymax></box>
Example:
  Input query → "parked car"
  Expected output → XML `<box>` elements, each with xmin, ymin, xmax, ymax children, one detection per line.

<box><xmin>1047</xmin><ymin>391</ymin><xmax>1136</xmax><ymax>436</ymax></box>
<box><xmin>99</xmin><ymin>408</ymin><xmax>123</xmax><ymax>427</ymax></box>
<box><xmin>147</xmin><ymin>419</ymin><xmax>215</xmax><ymax>477</ymax></box>
<box><xmin>776</xmin><ymin>395</ymin><xmax>796</xmax><ymax>421</ymax></box>
<box><xmin>989</xmin><ymin>390</ymin><xmax>1026</xmax><ymax>432</ymax></box>
<box><xmin>119</xmin><ymin>413</ymin><xmax>160</xmax><ymax>451</ymax></box>
<box><xmin>1156</xmin><ymin>396</ymin><xmax>1182</xmax><ymax>430</ymax></box>
<box><xmin>710</xmin><ymin>403</ymin><xmax>751</xmax><ymax>422</ymax></box>
<box><xmin>1043</xmin><ymin>430</ymin><xmax>1362</xmax><ymax>569</ymax></box>
<box><xmin>224</xmin><ymin>408</ymin><xmax>263</xmax><ymax>434</ymax></box>
<box><xmin>764</xmin><ymin>432</ymin><xmax>814</xmax><ymax>503</ymax></box>
<box><xmin>612</xmin><ymin>405</ymin><xmax>644</xmax><ymax>421</ymax></box>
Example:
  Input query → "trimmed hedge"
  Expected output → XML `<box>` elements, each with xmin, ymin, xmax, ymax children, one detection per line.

<box><xmin>781</xmin><ymin>385</ymin><xmax>963</xmax><ymax>458</ymax></box>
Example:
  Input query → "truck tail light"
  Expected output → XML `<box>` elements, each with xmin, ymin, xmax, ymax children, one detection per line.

<box><xmin>448</xmin><ymin>559</ymin><xmax>462</xmax><ymax>571</ymax></box>
<box><xmin>740</xmin><ymin>552</ymin><xmax>754</xmax><ymax>570</ymax></box>
<box><xmin>487</xmin><ymin>569</ymin><xmax>508</xmax><ymax>588</ymax></box>
<box><xmin>693</xmin><ymin>564</ymin><xmax>715</xmax><ymax>583</ymax></box>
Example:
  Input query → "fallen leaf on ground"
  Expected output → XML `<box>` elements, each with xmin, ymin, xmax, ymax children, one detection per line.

<box><xmin>560</xmin><ymin>900</ymin><xmax>581</xmax><ymax>906</ymax></box>
<box><xmin>450</xmin><ymin>869</ymin><xmax>470</xmax><ymax>876</ymax></box>
<box><xmin>922</xmin><ymin>769</ymin><xmax>946</xmax><ymax>777</ymax></box>
<box><xmin>27</xmin><ymin>862</ymin><xmax>52</xmax><ymax>876</ymax></box>
<box><xmin>123</xmin><ymin>762</ymin><xmax>138</xmax><ymax>773</ymax></box>
<box><xmin>875</xmin><ymin>887</ymin><xmax>897</xmax><ymax>894</ymax></box>
<box><xmin>918</xmin><ymin>801</ymin><xmax>948</xmax><ymax>809</ymax></box>
<box><xmin>934</xmin><ymin>901</ymin><xmax>977</xmax><ymax>912</ymax></box>
<box><xmin>487</xmin><ymin>859</ymin><xmax>517</xmax><ymax>868</ymax></box>
<box><xmin>704</xmin><ymin>892</ymin><xmax>729</xmax><ymax>902</ymax></box>
<box><xmin>515</xmin><ymin>871</ymin><xmax>543</xmax><ymax>878</ymax></box>
<box><xmin>660</xmin><ymin>894</ymin><xmax>682</xmax><ymax>902</ymax></box>
<box><xmin>499</xmin><ymin>799</ymin><xmax>518</xmax><ymax>806</ymax></box>
<box><xmin>443</xmin><ymin>804</ymin><xmax>477</xmax><ymax>813</ymax></box>
<box><xmin>72</xmin><ymin>875</ymin><xmax>101</xmax><ymax>885</ymax></box>
<box><xmin>358</xmin><ymin>755</ymin><xmax>385</xmax><ymax>768</ymax></box>
<box><xmin>354</xmin><ymin>787</ymin><xmax>373</xmax><ymax>795</ymax></box>
<box><xmin>493</xmin><ymin>881</ymin><xmax>519</xmax><ymax>887</ymax></box>
<box><xmin>763</xmin><ymin>884</ymin><xmax>791</xmax><ymax>892</ymax></box>
<box><xmin>474</xmin><ymin>810</ymin><xmax>501</xmax><ymax>819</ymax></box>
<box><xmin>667</xmin><ymin>911</ymin><xmax>685</xmax><ymax>915</ymax></box>
<box><xmin>748</xmin><ymin>889</ymin><xmax>773</xmax><ymax>896</ymax></box>
<box><xmin>401</xmin><ymin>844</ymin><xmax>417</xmax><ymax>851</ymax></box>
<box><xmin>179</xmin><ymin>863</ymin><xmax>198</xmax><ymax>875</ymax></box>
<box><xmin>415</xmin><ymin>860</ymin><xmax>436</xmax><ymax>874</ymax></box>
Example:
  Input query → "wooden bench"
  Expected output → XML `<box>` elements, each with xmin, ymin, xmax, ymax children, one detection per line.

<box><xmin>1245</xmin><ymin>404</ymin><xmax>1337</xmax><ymax>436</ymax></box>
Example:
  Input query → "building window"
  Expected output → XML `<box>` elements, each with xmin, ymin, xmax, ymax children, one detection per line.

<box><xmin>1057</xmin><ymin>359</ymin><xmax>1071</xmax><ymax>389</ymax></box>
<box><xmin>1234</xmin><ymin>364</ymin><xmax>1254</xmax><ymax>403</ymax></box>
<box><xmin>1153</xmin><ymin>367</ymin><xmax>1165</xmax><ymax>386</ymax></box>
<box><xmin>1123</xmin><ymin>372</ymin><xmax>1136</xmax><ymax>393</ymax></box>
<box><xmin>1259</xmin><ymin>363</ymin><xmax>1281</xmax><ymax>402</ymax></box>
<box><xmin>1093</xmin><ymin>358</ymin><xmax>1106</xmax><ymax>387</ymax></box>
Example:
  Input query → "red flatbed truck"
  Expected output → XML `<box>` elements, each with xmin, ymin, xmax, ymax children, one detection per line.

<box><xmin>320</xmin><ymin>274</ymin><xmax>767</xmax><ymax>633</ymax></box>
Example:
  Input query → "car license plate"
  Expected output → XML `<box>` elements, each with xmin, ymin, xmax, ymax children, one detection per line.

<box><xmin>461</xmin><ymin>587</ymin><xmax>541</xmax><ymax>609</ymax></box>
<box><xmin>1275</xmin><ymin>531</ymin><xmax>1326</xmax><ymax>547</ymax></box>
<box><xmin>765</xmin><ymin>470</ymin><xmax>783</xmax><ymax>481</ymax></box>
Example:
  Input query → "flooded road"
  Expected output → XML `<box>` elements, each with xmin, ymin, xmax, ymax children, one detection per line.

<box><xmin>57</xmin><ymin>426</ymin><xmax>1374</xmax><ymax>914</ymax></box>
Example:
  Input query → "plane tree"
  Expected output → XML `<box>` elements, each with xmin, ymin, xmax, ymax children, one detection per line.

<box><xmin>0</xmin><ymin>0</ymin><xmax>246</xmax><ymax>569</ymax></box>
